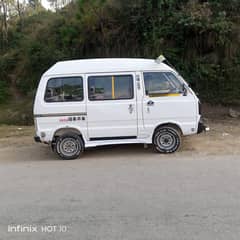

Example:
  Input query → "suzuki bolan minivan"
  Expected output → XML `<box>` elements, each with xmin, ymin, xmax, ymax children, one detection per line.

<box><xmin>34</xmin><ymin>58</ymin><xmax>208</xmax><ymax>159</ymax></box>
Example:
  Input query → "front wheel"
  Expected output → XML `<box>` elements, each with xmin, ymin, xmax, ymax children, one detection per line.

<box><xmin>55</xmin><ymin>133</ymin><xmax>84</xmax><ymax>160</ymax></box>
<box><xmin>153</xmin><ymin>126</ymin><xmax>182</xmax><ymax>153</ymax></box>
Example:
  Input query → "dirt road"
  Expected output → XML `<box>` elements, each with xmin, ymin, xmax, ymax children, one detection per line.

<box><xmin>0</xmin><ymin>118</ymin><xmax>240</xmax><ymax>160</ymax></box>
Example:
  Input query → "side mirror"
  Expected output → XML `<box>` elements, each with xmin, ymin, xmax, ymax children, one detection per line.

<box><xmin>182</xmin><ymin>84</ymin><xmax>188</xmax><ymax>96</ymax></box>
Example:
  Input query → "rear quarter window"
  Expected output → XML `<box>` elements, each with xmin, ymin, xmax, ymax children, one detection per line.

<box><xmin>45</xmin><ymin>77</ymin><xmax>83</xmax><ymax>102</ymax></box>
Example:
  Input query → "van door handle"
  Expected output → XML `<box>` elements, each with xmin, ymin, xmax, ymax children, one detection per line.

<box><xmin>128</xmin><ymin>104</ymin><xmax>134</xmax><ymax>114</ymax></box>
<box><xmin>147</xmin><ymin>100</ymin><xmax>154</xmax><ymax>106</ymax></box>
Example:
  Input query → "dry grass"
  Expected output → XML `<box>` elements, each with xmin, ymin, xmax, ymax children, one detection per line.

<box><xmin>0</xmin><ymin>99</ymin><xmax>33</xmax><ymax>125</ymax></box>
<box><xmin>0</xmin><ymin>125</ymin><xmax>34</xmax><ymax>139</ymax></box>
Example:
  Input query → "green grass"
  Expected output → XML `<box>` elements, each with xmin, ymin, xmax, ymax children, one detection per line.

<box><xmin>0</xmin><ymin>99</ymin><xmax>33</xmax><ymax>125</ymax></box>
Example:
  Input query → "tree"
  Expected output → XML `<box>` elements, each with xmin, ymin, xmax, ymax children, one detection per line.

<box><xmin>0</xmin><ymin>0</ymin><xmax>9</xmax><ymax>43</ymax></box>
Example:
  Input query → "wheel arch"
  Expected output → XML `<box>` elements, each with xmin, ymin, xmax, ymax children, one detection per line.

<box><xmin>53</xmin><ymin>127</ymin><xmax>85</xmax><ymax>143</ymax></box>
<box><xmin>152</xmin><ymin>122</ymin><xmax>183</xmax><ymax>141</ymax></box>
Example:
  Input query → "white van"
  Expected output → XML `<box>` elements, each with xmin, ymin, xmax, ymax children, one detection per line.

<box><xmin>34</xmin><ymin>58</ymin><xmax>208</xmax><ymax>159</ymax></box>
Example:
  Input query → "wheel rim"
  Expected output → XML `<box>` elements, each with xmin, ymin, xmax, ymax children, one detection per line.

<box><xmin>156</xmin><ymin>132</ymin><xmax>176</xmax><ymax>150</ymax></box>
<box><xmin>59</xmin><ymin>138</ymin><xmax>79</xmax><ymax>157</ymax></box>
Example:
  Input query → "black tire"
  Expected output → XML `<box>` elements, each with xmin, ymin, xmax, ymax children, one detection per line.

<box><xmin>55</xmin><ymin>133</ymin><xmax>84</xmax><ymax>160</ymax></box>
<box><xmin>153</xmin><ymin>126</ymin><xmax>182</xmax><ymax>153</ymax></box>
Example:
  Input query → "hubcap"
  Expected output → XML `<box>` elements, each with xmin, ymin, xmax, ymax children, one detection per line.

<box><xmin>60</xmin><ymin>138</ymin><xmax>79</xmax><ymax>156</ymax></box>
<box><xmin>158</xmin><ymin>133</ymin><xmax>175</xmax><ymax>149</ymax></box>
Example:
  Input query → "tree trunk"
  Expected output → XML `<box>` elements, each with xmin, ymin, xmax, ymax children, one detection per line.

<box><xmin>16</xmin><ymin>0</ymin><xmax>23</xmax><ymax>28</ymax></box>
<box><xmin>1</xmin><ymin>0</ymin><xmax>8</xmax><ymax>43</ymax></box>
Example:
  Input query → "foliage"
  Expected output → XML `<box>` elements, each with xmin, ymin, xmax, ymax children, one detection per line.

<box><xmin>0</xmin><ymin>81</ymin><xmax>9</xmax><ymax>103</ymax></box>
<box><xmin>0</xmin><ymin>54</ymin><xmax>13</xmax><ymax>103</ymax></box>
<box><xmin>0</xmin><ymin>0</ymin><xmax>240</xmax><ymax>106</ymax></box>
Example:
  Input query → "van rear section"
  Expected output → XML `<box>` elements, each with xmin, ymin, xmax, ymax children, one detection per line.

<box><xmin>34</xmin><ymin>58</ymin><xmax>208</xmax><ymax>160</ymax></box>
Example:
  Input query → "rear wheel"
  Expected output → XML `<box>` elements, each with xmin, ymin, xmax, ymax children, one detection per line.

<box><xmin>55</xmin><ymin>133</ymin><xmax>84</xmax><ymax>160</ymax></box>
<box><xmin>153</xmin><ymin>126</ymin><xmax>182</xmax><ymax>153</ymax></box>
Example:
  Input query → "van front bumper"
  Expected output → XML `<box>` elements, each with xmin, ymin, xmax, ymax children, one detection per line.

<box><xmin>197</xmin><ymin>119</ymin><xmax>210</xmax><ymax>134</ymax></box>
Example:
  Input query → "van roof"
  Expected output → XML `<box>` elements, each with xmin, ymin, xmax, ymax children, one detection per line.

<box><xmin>43</xmin><ymin>58</ymin><xmax>174</xmax><ymax>76</ymax></box>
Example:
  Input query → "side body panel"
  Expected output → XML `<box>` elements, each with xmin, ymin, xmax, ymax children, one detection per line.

<box><xmin>34</xmin><ymin>74</ymin><xmax>88</xmax><ymax>143</ymax></box>
<box><xmin>86</xmin><ymin>72</ymin><xmax>138</xmax><ymax>139</ymax></box>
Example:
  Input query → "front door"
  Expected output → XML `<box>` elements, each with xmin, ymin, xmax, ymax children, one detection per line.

<box><xmin>142</xmin><ymin>71</ymin><xmax>197</xmax><ymax>133</ymax></box>
<box><xmin>86</xmin><ymin>73</ymin><xmax>137</xmax><ymax>140</ymax></box>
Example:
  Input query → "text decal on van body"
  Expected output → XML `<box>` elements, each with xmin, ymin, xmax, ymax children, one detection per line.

<box><xmin>59</xmin><ymin>116</ymin><xmax>85</xmax><ymax>122</ymax></box>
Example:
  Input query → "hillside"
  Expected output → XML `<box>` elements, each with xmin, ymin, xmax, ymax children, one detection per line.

<box><xmin>0</xmin><ymin>0</ymin><xmax>240</xmax><ymax>124</ymax></box>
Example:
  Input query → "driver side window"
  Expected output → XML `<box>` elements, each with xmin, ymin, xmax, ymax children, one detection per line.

<box><xmin>143</xmin><ymin>72</ymin><xmax>182</xmax><ymax>96</ymax></box>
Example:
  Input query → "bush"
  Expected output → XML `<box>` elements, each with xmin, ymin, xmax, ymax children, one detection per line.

<box><xmin>0</xmin><ymin>81</ymin><xmax>9</xmax><ymax>103</ymax></box>
<box><xmin>1</xmin><ymin>0</ymin><xmax>240</xmax><ymax>105</ymax></box>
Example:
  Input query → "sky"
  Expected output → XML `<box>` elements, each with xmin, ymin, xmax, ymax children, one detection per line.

<box><xmin>41</xmin><ymin>0</ymin><xmax>52</xmax><ymax>10</ymax></box>
<box><xmin>19</xmin><ymin>0</ymin><xmax>52</xmax><ymax>10</ymax></box>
